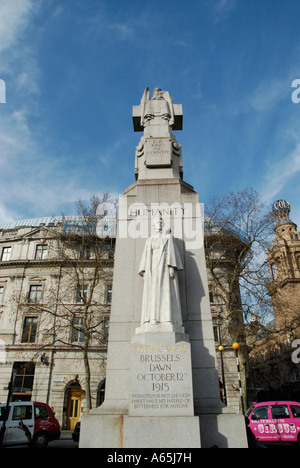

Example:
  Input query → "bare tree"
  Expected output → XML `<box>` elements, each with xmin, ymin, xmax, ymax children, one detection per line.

<box><xmin>205</xmin><ymin>188</ymin><xmax>275</xmax><ymax>339</ymax></box>
<box><xmin>205</xmin><ymin>188</ymin><xmax>275</xmax><ymax>404</ymax></box>
<box><xmin>18</xmin><ymin>194</ymin><xmax>116</xmax><ymax>409</ymax></box>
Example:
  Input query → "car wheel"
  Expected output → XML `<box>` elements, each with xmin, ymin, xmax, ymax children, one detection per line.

<box><xmin>297</xmin><ymin>434</ymin><xmax>300</xmax><ymax>448</ymax></box>
<box><xmin>33</xmin><ymin>432</ymin><xmax>48</xmax><ymax>448</ymax></box>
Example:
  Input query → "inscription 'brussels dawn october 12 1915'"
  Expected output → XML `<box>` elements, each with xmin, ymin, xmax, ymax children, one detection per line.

<box><xmin>130</xmin><ymin>342</ymin><xmax>194</xmax><ymax>416</ymax></box>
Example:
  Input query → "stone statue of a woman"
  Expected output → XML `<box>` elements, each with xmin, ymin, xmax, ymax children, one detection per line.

<box><xmin>138</xmin><ymin>216</ymin><xmax>183</xmax><ymax>326</ymax></box>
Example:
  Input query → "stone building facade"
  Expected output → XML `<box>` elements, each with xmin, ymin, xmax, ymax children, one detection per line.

<box><xmin>205</xmin><ymin>220</ymin><xmax>247</xmax><ymax>412</ymax></box>
<box><xmin>0</xmin><ymin>216</ymin><xmax>242</xmax><ymax>428</ymax></box>
<box><xmin>268</xmin><ymin>201</ymin><xmax>300</xmax><ymax>335</ymax></box>
<box><xmin>0</xmin><ymin>217</ymin><xmax>113</xmax><ymax>429</ymax></box>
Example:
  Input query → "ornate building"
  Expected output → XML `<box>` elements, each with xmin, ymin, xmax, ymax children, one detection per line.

<box><xmin>247</xmin><ymin>201</ymin><xmax>300</xmax><ymax>402</ymax></box>
<box><xmin>268</xmin><ymin>200</ymin><xmax>300</xmax><ymax>335</ymax></box>
<box><xmin>205</xmin><ymin>219</ymin><xmax>247</xmax><ymax>412</ymax></box>
<box><xmin>0</xmin><ymin>216</ymin><xmax>114</xmax><ymax>430</ymax></box>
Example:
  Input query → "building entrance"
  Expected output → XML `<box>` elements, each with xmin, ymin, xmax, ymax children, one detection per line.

<box><xmin>66</xmin><ymin>385</ymin><xmax>82</xmax><ymax>430</ymax></box>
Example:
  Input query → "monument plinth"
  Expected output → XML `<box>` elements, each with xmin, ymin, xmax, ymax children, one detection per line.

<box><xmin>79</xmin><ymin>88</ymin><xmax>248</xmax><ymax>448</ymax></box>
<box><xmin>130</xmin><ymin>333</ymin><xmax>194</xmax><ymax>417</ymax></box>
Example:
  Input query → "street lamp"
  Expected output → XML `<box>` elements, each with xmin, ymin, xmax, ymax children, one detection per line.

<box><xmin>218</xmin><ymin>345</ymin><xmax>227</xmax><ymax>405</ymax></box>
<box><xmin>232</xmin><ymin>342</ymin><xmax>245</xmax><ymax>415</ymax></box>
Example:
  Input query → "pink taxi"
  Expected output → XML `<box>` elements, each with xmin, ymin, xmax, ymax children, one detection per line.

<box><xmin>246</xmin><ymin>401</ymin><xmax>300</xmax><ymax>446</ymax></box>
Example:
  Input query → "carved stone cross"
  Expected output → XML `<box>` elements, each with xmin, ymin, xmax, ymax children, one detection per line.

<box><xmin>132</xmin><ymin>87</ymin><xmax>183</xmax><ymax>133</ymax></box>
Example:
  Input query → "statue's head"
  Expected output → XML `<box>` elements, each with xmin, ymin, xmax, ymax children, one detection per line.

<box><xmin>153</xmin><ymin>87</ymin><xmax>162</xmax><ymax>97</ymax></box>
<box><xmin>152</xmin><ymin>214</ymin><xmax>163</xmax><ymax>232</ymax></box>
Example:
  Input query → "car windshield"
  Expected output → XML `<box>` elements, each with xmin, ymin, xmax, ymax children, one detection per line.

<box><xmin>245</xmin><ymin>406</ymin><xmax>254</xmax><ymax>417</ymax></box>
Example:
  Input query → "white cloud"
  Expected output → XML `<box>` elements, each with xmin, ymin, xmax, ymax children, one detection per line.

<box><xmin>0</xmin><ymin>0</ymin><xmax>39</xmax><ymax>100</ymax></box>
<box><xmin>261</xmin><ymin>141</ymin><xmax>300</xmax><ymax>204</ymax></box>
<box><xmin>109</xmin><ymin>22</ymin><xmax>135</xmax><ymax>41</ymax></box>
<box><xmin>212</xmin><ymin>0</ymin><xmax>238</xmax><ymax>22</ymax></box>
<box><xmin>224</xmin><ymin>76</ymin><xmax>292</xmax><ymax>118</ymax></box>
<box><xmin>0</xmin><ymin>202</ymin><xmax>19</xmax><ymax>224</ymax></box>
<box><xmin>0</xmin><ymin>0</ymin><xmax>46</xmax><ymax>222</ymax></box>
<box><xmin>0</xmin><ymin>139</ymin><xmax>94</xmax><ymax>222</ymax></box>
<box><xmin>0</xmin><ymin>0</ymin><xmax>33</xmax><ymax>53</ymax></box>
<box><xmin>249</xmin><ymin>79</ymin><xmax>290</xmax><ymax>113</ymax></box>
<box><xmin>15</xmin><ymin>70</ymin><xmax>40</xmax><ymax>96</ymax></box>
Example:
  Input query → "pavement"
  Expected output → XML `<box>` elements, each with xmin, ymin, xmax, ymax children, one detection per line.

<box><xmin>47</xmin><ymin>429</ymin><xmax>78</xmax><ymax>448</ymax></box>
<box><xmin>4</xmin><ymin>429</ymin><xmax>79</xmax><ymax>449</ymax></box>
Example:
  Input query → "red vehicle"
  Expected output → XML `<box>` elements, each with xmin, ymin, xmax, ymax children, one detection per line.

<box><xmin>246</xmin><ymin>401</ymin><xmax>300</xmax><ymax>446</ymax></box>
<box><xmin>0</xmin><ymin>401</ymin><xmax>60</xmax><ymax>448</ymax></box>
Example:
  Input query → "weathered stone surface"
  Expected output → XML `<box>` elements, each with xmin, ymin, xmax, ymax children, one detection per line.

<box><xmin>129</xmin><ymin>332</ymin><xmax>194</xmax><ymax>417</ymax></box>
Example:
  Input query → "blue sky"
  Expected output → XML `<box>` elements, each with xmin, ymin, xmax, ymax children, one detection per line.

<box><xmin>0</xmin><ymin>0</ymin><xmax>300</xmax><ymax>227</ymax></box>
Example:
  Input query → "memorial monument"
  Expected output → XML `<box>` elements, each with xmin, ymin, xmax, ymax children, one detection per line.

<box><xmin>79</xmin><ymin>88</ymin><xmax>248</xmax><ymax>448</ymax></box>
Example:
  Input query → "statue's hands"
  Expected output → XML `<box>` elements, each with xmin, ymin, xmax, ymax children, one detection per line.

<box><xmin>169</xmin><ymin>267</ymin><xmax>175</xmax><ymax>279</ymax></box>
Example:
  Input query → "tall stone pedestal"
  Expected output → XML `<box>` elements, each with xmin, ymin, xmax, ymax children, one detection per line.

<box><xmin>79</xmin><ymin>88</ymin><xmax>248</xmax><ymax>449</ymax></box>
<box><xmin>80</xmin><ymin>330</ymin><xmax>201</xmax><ymax>448</ymax></box>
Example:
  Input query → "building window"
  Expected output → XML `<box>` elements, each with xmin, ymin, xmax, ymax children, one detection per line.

<box><xmin>213</xmin><ymin>325</ymin><xmax>219</xmax><ymax>343</ymax></box>
<box><xmin>35</xmin><ymin>244</ymin><xmax>48</xmax><ymax>260</ymax></box>
<box><xmin>106</xmin><ymin>284</ymin><xmax>112</xmax><ymax>304</ymax></box>
<box><xmin>28</xmin><ymin>285</ymin><xmax>42</xmax><ymax>303</ymax></box>
<box><xmin>71</xmin><ymin>317</ymin><xmax>84</xmax><ymax>343</ymax></box>
<box><xmin>0</xmin><ymin>286</ymin><xmax>4</xmax><ymax>305</ymax></box>
<box><xmin>76</xmin><ymin>285</ymin><xmax>88</xmax><ymax>303</ymax></box>
<box><xmin>103</xmin><ymin>239</ymin><xmax>115</xmax><ymax>259</ymax></box>
<box><xmin>12</xmin><ymin>362</ymin><xmax>35</xmax><ymax>401</ymax></box>
<box><xmin>80</xmin><ymin>245</ymin><xmax>91</xmax><ymax>260</ymax></box>
<box><xmin>97</xmin><ymin>380</ymin><xmax>106</xmax><ymax>407</ymax></box>
<box><xmin>21</xmin><ymin>317</ymin><xmax>38</xmax><ymax>343</ymax></box>
<box><xmin>103</xmin><ymin>317</ymin><xmax>110</xmax><ymax>342</ymax></box>
<box><xmin>212</xmin><ymin>316</ymin><xmax>220</xmax><ymax>343</ymax></box>
<box><xmin>1</xmin><ymin>246</ymin><xmax>11</xmax><ymax>261</ymax></box>
<box><xmin>271</xmin><ymin>264</ymin><xmax>277</xmax><ymax>281</ymax></box>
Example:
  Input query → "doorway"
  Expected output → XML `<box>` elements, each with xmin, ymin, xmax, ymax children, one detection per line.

<box><xmin>66</xmin><ymin>384</ymin><xmax>82</xmax><ymax>430</ymax></box>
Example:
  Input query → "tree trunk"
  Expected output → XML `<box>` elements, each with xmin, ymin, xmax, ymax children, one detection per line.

<box><xmin>83</xmin><ymin>345</ymin><xmax>92</xmax><ymax>410</ymax></box>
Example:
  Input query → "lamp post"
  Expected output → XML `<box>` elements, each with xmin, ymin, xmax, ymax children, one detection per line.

<box><xmin>232</xmin><ymin>342</ymin><xmax>245</xmax><ymax>415</ymax></box>
<box><xmin>218</xmin><ymin>345</ymin><xmax>227</xmax><ymax>405</ymax></box>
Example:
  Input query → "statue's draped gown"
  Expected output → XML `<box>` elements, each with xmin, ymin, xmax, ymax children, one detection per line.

<box><xmin>138</xmin><ymin>233</ymin><xmax>183</xmax><ymax>325</ymax></box>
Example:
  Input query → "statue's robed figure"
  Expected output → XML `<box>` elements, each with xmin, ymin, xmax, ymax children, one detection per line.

<box><xmin>138</xmin><ymin>218</ymin><xmax>183</xmax><ymax>327</ymax></box>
